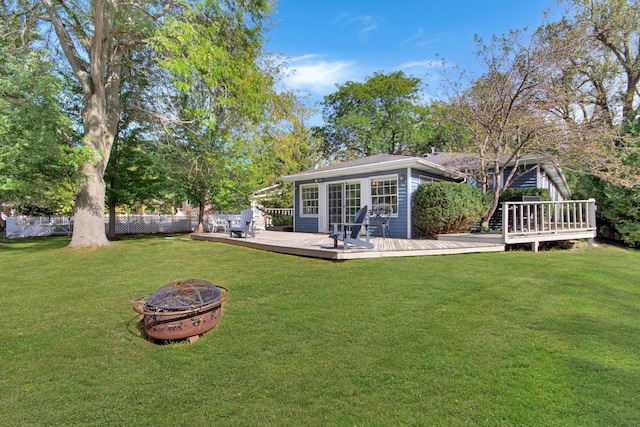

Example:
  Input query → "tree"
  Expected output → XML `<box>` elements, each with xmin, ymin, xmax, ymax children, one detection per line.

<box><xmin>565</xmin><ymin>0</ymin><xmax>640</xmax><ymax>124</ymax></box>
<box><xmin>252</xmin><ymin>92</ymin><xmax>322</xmax><ymax>208</ymax></box>
<box><xmin>105</xmin><ymin>110</ymin><xmax>162</xmax><ymax>239</ymax></box>
<box><xmin>318</xmin><ymin>71</ymin><xmax>429</xmax><ymax>160</ymax></box>
<box><xmin>444</xmin><ymin>30</ymin><xmax>556</xmax><ymax>225</ymax></box>
<box><xmin>153</xmin><ymin>0</ymin><xmax>277</xmax><ymax>230</ymax></box>
<box><xmin>2</xmin><ymin>0</ymin><xmax>274</xmax><ymax>249</ymax></box>
<box><xmin>0</xmin><ymin>35</ymin><xmax>86</xmax><ymax>215</ymax></box>
<box><xmin>535</xmin><ymin>0</ymin><xmax>640</xmax><ymax>187</ymax></box>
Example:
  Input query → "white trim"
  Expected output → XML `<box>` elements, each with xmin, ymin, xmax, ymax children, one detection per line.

<box><xmin>318</xmin><ymin>183</ymin><xmax>327</xmax><ymax>231</ymax></box>
<box><xmin>361</xmin><ymin>178</ymin><xmax>371</xmax><ymax>213</ymax></box>
<box><xmin>299</xmin><ymin>183</ymin><xmax>319</xmax><ymax>218</ymax></box>
<box><xmin>406</xmin><ymin>167</ymin><xmax>412</xmax><ymax>239</ymax></box>
<box><xmin>369</xmin><ymin>174</ymin><xmax>400</xmax><ymax>218</ymax></box>
<box><xmin>282</xmin><ymin>157</ymin><xmax>459</xmax><ymax>182</ymax></box>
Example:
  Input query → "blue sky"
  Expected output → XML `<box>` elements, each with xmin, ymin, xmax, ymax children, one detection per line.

<box><xmin>266</xmin><ymin>0</ymin><xmax>564</xmax><ymax>117</ymax></box>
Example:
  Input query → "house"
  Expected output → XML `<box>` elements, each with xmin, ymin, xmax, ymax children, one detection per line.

<box><xmin>280</xmin><ymin>152</ymin><xmax>571</xmax><ymax>239</ymax></box>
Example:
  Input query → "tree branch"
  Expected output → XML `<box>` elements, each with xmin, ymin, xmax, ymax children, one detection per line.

<box><xmin>40</xmin><ymin>0</ymin><xmax>92</xmax><ymax>96</ymax></box>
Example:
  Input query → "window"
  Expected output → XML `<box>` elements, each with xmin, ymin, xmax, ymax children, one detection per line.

<box><xmin>419</xmin><ymin>175</ymin><xmax>436</xmax><ymax>184</ymax></box>
<box><xmin>300</xmin><ymin>184</ymin><xmax>319</xmax><ymax>216</ymax></box>
<box><xmin>370</xmin><ymin>176</ymin><xmax>398</xmax><ymax>215</ymax></box>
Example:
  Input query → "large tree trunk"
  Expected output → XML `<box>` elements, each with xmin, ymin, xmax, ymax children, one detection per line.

<box><xmin>70</xmin><ymin>95</ymin><xmax>113</xmax><ymax>248</ymax></box>
<box><xmin>197</xmin><ymin>203</ymin><xmax>205</xmax><ymax>232</ymax></box>
<box><xmin>70</xmin><ymin>162</ymin><xmax>109</xmax><ymax>248</ymax></box>
<box><xmin>42</xmin><ymin>0</ymin><xmax>123</xmax><ymax>249</ymax></box>
<box><xmin>108</xmin><ymin>200</ymin><xmax>117</xmax><ymax>241</ymax></box>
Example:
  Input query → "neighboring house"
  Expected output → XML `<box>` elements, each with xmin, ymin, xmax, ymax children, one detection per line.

<box><xmin>281</xmin><ymin>152</ymin><xmax>571</xmax><ymax>239</ymax></box>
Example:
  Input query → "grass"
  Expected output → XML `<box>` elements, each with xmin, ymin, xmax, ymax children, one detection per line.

<box><xmin>1</xmin><ymin>235</ymin><xmax>639</xmax><ymax>426</ymax></box>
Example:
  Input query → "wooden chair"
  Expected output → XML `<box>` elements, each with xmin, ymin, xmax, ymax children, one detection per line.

<box><xmin>228</xmin><ymin>209</ymin><xmax>255</xmax><ymax>238</ymax></box>
<box><xmin>329</xmin><ymin>205</ymin><xmax>373</xmax><ymax>250</ymax></box>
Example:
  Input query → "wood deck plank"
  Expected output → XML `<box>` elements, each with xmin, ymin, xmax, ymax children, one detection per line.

<box><xmin>191</xmin><ymin>231</ymin><xmax>504</xmax><ymax>260</ymax></box>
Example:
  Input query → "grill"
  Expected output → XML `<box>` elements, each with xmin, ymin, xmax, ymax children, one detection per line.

<box><xmin>132</xmin><ymin>279</ymin><xmax>229</xmax><ymax>343</ymax></box>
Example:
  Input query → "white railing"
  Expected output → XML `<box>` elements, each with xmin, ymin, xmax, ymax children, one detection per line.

<box><xmin>502</xmin><ymin>199</ymin><xmax>597</xmax><ymax>245</ymax></box>
<box><xmin>5</xmin><ymin>214</ymin><xmax>196</xmax><ymax>238</ymax></box>
<box><xmin>264</xmin><ymin>208</ymin><xmax>293</xmax><ymax>217</ymax></box>
<box><xmin>263</xmin><ymin>208</ymin><xmax>293</xmax><ymax>228</ymax></box>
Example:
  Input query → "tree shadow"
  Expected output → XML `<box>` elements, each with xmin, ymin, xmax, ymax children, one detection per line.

<box><xmin>0</xmin><ymin>236</ymin><xmax>71</xmax><ymax>252</ymax></box>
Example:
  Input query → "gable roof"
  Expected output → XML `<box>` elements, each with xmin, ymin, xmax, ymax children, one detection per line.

<box><xmin>281</xmin><ymin>152</ymin><xmax>570</xmax><ymax>198</ymax></box>
<box><xmin>281</xmin><ymin>154</ymin><xmax>461</xmax><ymax>182</ymax></box>
<box><xmin>422</xmin><ymin>152</ymin><xmax>571</xmax><ymax>198</ymax></box>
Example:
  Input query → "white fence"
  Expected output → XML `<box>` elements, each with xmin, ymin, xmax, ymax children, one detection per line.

<box><xmin>5</xmin><ymin>214</ymin><xmax>196</xmax><ymax>239</ymax></box>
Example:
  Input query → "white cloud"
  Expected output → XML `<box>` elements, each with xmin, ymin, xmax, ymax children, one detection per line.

<box><xmin>283</xmin><ymin>55</ymin><xmax>361</xmax><ymax>96</ymax></box>
<box><xmin>335</xmin><ymin>12</ymin><xmax>381</xmax><ymax>37</ymax></box>
<box><xmin>398</xmin><ymin>60</ymin><xmax>443</xmax><ymax>72</ymax></box>
<box><xmin>402</xmin><ymin>28</ymin><xmax>424</xmax><ymax>45</ymax></box>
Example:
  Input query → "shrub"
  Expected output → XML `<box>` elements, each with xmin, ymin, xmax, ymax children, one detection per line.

<box><xmin>413</xmin><ymin>182</ymin><xmax>486</xmax><ymax>238</ymax></box>
<box><xmin>271</xmin><ymin>215</ymin><xmax>293</xmax><ymax>226</ymax></box>
<box><xmin>499</xmin><ymin>188</ymin><xmax>551</xmax><ymax>202</ymax></box>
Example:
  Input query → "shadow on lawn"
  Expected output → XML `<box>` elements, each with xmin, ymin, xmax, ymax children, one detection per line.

<box><xmin>0</xmin><ymin>233</ymin><xmax>192</xmax><ymax>252</ymax></box>
<box><xmin>0</xmin><ymin>236</ymin><xmax>71</xmax><ymax>252</ymax></box>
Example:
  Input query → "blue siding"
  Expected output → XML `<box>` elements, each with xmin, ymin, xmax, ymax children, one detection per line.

<box><xmin>292</xmin><ymin>179</ymin><xmax>319</xmax><ymax>233</ymax></box>
<box><xmin>291</xmin><ymin>169</ymin><xmax>410</xmax><ymax>239</ymax></box>
<box><xmin>368</xmin><ymin>168</ymin><xmax>408</xmax><ymax>239</ymax></box>
<box><xmin>506</xmin><ymin>166</ymin><xmax>538</xmax><ymax>189</ymax></box>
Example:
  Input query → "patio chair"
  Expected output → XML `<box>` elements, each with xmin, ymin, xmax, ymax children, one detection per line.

<box><xmin>370</xmin><ymin>203</ymin><xmax>393</xmax><ymax>238</ymax></box>
<box><xmin>205</xmin><ymin>215</ymin><xmax>228</xmax><ymax>233</ymax></box>
<box><xmin>329</xmin><ymin>205</ymin><xmax>374</xmax><ymax>250</ymax></box>
<box><xmin>228</xmin><ymin>208</ymin><xmax>255</xmax><ymax>238</ymax></box>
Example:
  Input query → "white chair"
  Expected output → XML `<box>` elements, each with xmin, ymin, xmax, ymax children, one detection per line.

<box><xmin>205</xmin><ymin>215</ymin><xmax>228</xmax><ymax>233</ymax></box>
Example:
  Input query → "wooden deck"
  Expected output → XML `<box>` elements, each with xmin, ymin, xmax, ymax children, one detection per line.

<box><xmin>191</xmin><ymin>230</ymin><xmax>505</xmax><ymax>260</ymax></box>
<box><xmin>440</xmin><ymin>200</ymin><xmax>598</xmax><ymax>252</ymax></box>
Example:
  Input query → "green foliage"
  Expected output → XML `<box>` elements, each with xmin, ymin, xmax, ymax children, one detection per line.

<box><xmin>573</xmin><ymin>175</ymin><xmax>640</xmax><ymax>248</ymax></box>
<box><xmin>319</xmin><ymin>71</ymin><xmax>431</xmax><ymax>159</ymax></box>
<box><xmin>152</xmin><ymin>0</ymin><xmax>288</xmax><ymax>223</ymax></box>
<box><xmin>498</xmin><ymin>188</ymin><xmax>551</xmax><ymax>202</ymax></box>
<box><xmin>270</xmin><ymin>214</ymin><xmax>293</xmax><ymax>226</ymax></box>
<box><xmin>412</xmin><ymin>182</ymin><xmax>486</xmax><ymax>237</ymax></box>
<box><xmin>105</xmin><ymin>113</ymin><xmax>163</xmax><ymax>213</ymax></box>
<box><xmin>570</xmin><ymin>112</ymin><xmax>640</xmax><ymax>247</ymax></box>
<box><xmin>0</xmin><ymin>49</ymin><xmax>84</xmax><ymax>215</ymax></box>
<box><xmin>1</xmin><ymin>236</ymin><xmax>639</xmax><ymax>425</ymax></box>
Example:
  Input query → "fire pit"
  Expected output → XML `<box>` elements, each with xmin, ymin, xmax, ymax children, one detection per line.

<box><xmin>131</xmin><ymin>279</ymin><xmax>230</xmax><ymax>343</ymax></box>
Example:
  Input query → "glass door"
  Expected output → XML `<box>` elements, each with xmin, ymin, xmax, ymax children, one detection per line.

<box><xmin>328</xmin><ymin>183</ymin><xmax>343</xmax><ymax>228</ymax></box>
<box><xmin>327</xmin><ymin>182</ymin><xmax>361</xmax><ymax>229</ymax></box>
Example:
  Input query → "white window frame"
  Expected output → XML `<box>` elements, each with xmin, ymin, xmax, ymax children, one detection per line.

<box><xmin>299</xmin><ymin>184</ymin><xmax>319</xmax><ymax>217</ymax></box>
<box><xmin>369</xmin><ymin>174</ymin><xmax>399</xmax><ymax>217</ymax></box>
<box><xmin>419</xmin><ymin>175</ymin><xmax>437</xmax><ymax>185</ymax></box>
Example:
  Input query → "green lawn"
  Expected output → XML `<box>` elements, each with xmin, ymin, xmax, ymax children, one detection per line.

<box><xmin>1</xmin><ymin>235</ymin><xmax>639</xmax><ymax>426</ymax></box>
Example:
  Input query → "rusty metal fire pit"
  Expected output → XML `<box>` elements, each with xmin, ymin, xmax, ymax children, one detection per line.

<box><xmin>131</xmin><ymin>279</ymin><xmax>229</xmax><ymax>343</ymax></box>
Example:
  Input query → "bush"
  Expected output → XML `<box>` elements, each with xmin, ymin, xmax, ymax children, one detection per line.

<box><xmin>271</xmin><ymin>215</ymin><xmax>293</xmax><ymax>226</ymax></box>
<box><xmin>573</xmin><ymin>175</ymin><xmax>640</xmax><ymax>248</ymax></box>
<box><xmin>413</xmin><ymin>182</ymin><xmax>486</xmax><ymax>238</ymax></box>
<box><xmin>499</xmin><ymin>188</ymin><xmax>551</xmax><ymax>202</ymax></box>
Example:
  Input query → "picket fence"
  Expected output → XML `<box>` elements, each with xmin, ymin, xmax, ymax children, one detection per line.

<box><xmin>4</xmin><ymin>214</ymin><xmax>197</xmax><ymax>239</ymax></box>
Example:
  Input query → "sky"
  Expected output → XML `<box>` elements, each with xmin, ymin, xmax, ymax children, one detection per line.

<box><xmin>265</xmin><ymin>0</ymin><xmax>565</xmax><ymax>122</ymax></box>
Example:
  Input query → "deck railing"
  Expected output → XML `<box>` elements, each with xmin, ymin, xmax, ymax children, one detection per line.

<box><xmin>502</xmin><ymin>199</ymin><xmax>597</xmax><ymax>249</ymax></box>
<box><xmin>263</xmin><ymin>208</ymin><xmax>294</xmax><ymax>228</ymax></box>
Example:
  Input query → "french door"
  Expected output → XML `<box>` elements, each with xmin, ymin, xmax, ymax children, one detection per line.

<box><xmin>327</xmin><ymin>182</ymin><xmax>361</xmax><ymax>228</ymax></box>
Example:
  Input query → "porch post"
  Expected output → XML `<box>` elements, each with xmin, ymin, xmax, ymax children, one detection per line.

<box><xmin>501</xmin><ymin>202</ymin><xmax>508</xmax><ymax>244</ymax></box>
